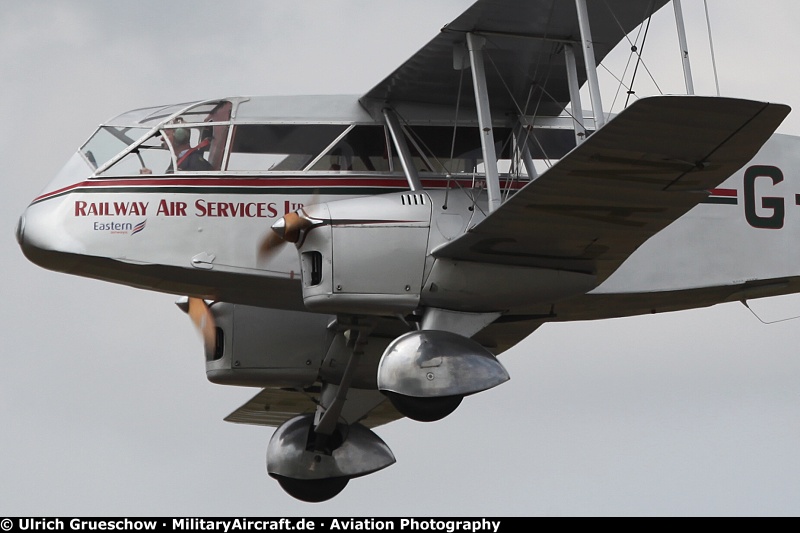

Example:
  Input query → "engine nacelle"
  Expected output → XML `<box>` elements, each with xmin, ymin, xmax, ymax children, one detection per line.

<box><xmin>204</xmin><ymin>303</ymin><xmax>335</xmax><ymax>388</ymax></box>
<box><xmin>297</xmin><ymin>192</ymin><xmax>432</xmax><ymax>315</ymax></box>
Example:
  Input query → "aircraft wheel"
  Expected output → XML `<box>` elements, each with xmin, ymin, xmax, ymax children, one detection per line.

<box><xmin>384</xmin><ymin>391</ymin><xmax>463</xmax><ymax>422</ymax></box>
<box><xmin>272</xmin><ymin>474</ymin><xmax>349</xmax><ymax>503</ymax></box>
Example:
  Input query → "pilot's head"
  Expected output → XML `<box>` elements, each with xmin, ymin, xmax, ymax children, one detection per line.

<box><xmin>173</xmin><ymin>127</ymin><xmax>190</xmax><ymax>145</ymax></box>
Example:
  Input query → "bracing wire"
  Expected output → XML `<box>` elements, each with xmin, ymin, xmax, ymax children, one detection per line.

<box><xmin>625</xmin><ymin>13</ymin><xmax>655</xmax><ymax>108</ymax></box>
<box><xmin>603</xmin><ymin>0</ymin><xmax>662</xmax><ymax>106</ymax></box>
<box><xmin>444</xmin><ymin>65</ymin><xmax>467</xmax><ymax>209</ymax></box>
<box><xmin>483</xmin><ymin>48</ymin><xmax>560</xmax><ymax>170</ymax></box>
<box><xmin>604</xmin><ymin>61</ymin><xmax>637</xmax><ymax>112</ymax></box>
<box><xmin>607</xmin><ymin>8</ymin><xmax>648</xmax><ymax>112</ymax></box>
<box><xmin>741</xmin><ymin>299</ymin><xmax>800</xmax><ymax>325</ymax></box>
<box><xmin>449</xmin><ymin>65</ymin><xmax>465</xmax><ymax>173</ymax></box>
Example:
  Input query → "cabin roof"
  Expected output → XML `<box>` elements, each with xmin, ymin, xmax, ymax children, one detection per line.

<box><xmin>103</xmin><ymin>95</ymin><xmax>375</xmax><ymax>128</ymax></box>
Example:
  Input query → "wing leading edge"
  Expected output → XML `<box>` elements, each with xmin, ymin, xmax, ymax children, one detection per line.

<box><xmin>433</xmin><ymin>95</ymin><xmax>790</xmax><ymax>282</ymax></box>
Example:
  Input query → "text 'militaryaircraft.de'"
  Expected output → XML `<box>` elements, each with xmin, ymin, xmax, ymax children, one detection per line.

<box><xmin>16</xmin><ymin>0</ymin><xmax>799</xmax><ymax>502</ymax></box>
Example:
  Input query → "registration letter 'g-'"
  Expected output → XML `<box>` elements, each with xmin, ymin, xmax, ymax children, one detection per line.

<box><xmin>744</xmin><ymin>165</ymin><xmax>784</xmax><ymax>229</ymax></box>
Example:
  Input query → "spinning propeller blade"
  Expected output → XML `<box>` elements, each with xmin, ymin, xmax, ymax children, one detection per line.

<box><xmin>257</xmin><ymin>230</ymin><xmax>289</xmax><ymax>264</ymax></box>
<box><xmin>187</xmin><ymin>297</ymin><xmax>216</xmax><ymax>353</ymax></box>
<box><xmin>257</xmin><ymin>191</ymin><xmax>320</xmax><ymax>265</ymax></box>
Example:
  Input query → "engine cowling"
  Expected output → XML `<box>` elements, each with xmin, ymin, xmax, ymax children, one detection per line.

<box><xmin>293</xmin><ymin>192</ymin><xmax>432</xmax><ymax>316</ymax></box>
<box><xmin>203</xmin><ymin>303</ymin><xmax>335</xmax><ymax>388</ymax></box>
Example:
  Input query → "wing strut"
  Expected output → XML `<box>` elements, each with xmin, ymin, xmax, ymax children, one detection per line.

<box><xmin>564</xmin><ymin>44</ymin><xmax>587</xmax><ymax>145</ymax></box>
<box><xmin>673</xmin><ymin>0</ymin><xmax>695</xmax><ymax>94</ymax></box>
<box><xmin>515</xmin><ymin>127</ymin><xmax>539</xmax><ymax>180</ymax></box>
<box><xmin>575</xmin><ymin>0</ymin><xmax>606</xmax><ymax>129</ymax></box>
<box><xmin>383</xmin><ymin>108</ymin><xmax>423</xmax><ymax>192</ymax></box>
<box><xmin>466</xmin><ymin>33</ymin><xmax>502</xmax><ymax>213</ymax></box>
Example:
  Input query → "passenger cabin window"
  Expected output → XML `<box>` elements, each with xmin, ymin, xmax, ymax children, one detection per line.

<box><xmin>226</xmin><ymin>125</ymin><xmax>347</xmax><ymax>171</ymax></box>
<box><xmin>401</xmin><ymin>126</ymin><xmax>516</xmax><ymax>175</ymax></box>
<box><xmin>308</xmin><ymin>125</ymin><xmax>396</xmax><ymax>172</ymax></box>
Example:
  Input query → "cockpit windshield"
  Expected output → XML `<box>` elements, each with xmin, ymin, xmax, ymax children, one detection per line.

<box><xmin>81</xmin><ymin>126</ymin><xmax>152</xmax><ymax>171</ymax></box>
<box><xmin>81</xmin><ymin>100</ymin><xmax>232</xmax><ymax>176</ymax></box>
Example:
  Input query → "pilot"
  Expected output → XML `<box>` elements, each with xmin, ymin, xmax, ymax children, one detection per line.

<box><xmin>140</xmin><ymin>126</ymin><xmax>212</xmax><ymax>174</ymax></box>
<box><xmin>171</xmin><ymin>127</ymin><xmax>213</xmax><ymax>172</ymax></box>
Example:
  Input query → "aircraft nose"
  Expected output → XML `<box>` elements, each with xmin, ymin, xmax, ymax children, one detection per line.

<box><xmin>15</xmin><ymin>213</ymin><xmax>25</xmax><ymax>246</ymax></box>
<box><xmin>16</xmin><ymin>201</ymin><xmax>83</xmax><ymax>273</ymax></box>
<box><xmin>16</xmin><ymin>205</ymin><xmax>45</xmax><ymax>260</ymax></box>
<box><xmin>16</xmin><ymin>204</ymin><xmax>46</xmax><ymax>253</ymax></box>
<box><xmin>18</xmin><ymin>150</ymin><xmax>95</xmax><ymax>270</ymax></box>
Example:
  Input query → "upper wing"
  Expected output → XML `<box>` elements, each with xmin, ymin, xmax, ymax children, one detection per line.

<box><xmin>361</xmin><ymin>0</ymin><xmax>671</xmax><ymax>116</ymax></box>
<box><xmin>433</xmin><ymin>95</ymin><xmax>790</xmax><ymax>282</ymax></box>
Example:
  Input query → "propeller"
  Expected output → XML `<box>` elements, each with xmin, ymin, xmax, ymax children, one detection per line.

<box><xmin>257</xmin><ymin>226</ymin><xmax>290</xmax><ymax>263</ymax></box>
<box><xmin>257</xmin><ymin>191</ymin><xmax>321</xmax><ymax>265</ymax></box>
<box><xmin>176</xmin><ymin>296</ymin><xmax>217</xmax><ymax>355</ymax></box>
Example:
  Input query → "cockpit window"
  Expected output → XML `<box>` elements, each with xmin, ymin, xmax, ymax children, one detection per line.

<box><xmin>226</xmin><ymin>124</ymin><xmax>347</xmax><ymax>171</ymax></box>
<box><xmin>90</xmin><ymin>100</ymin><xmax>233</xmax><ymax>176</ymax></box>
<box><xmin>99</xmin><ymin>124</ymin><xmax>217</xmax><ymax>176</ymax></box>
<box><xmin>91</xmin><ymin>129</ymin><xmax>171</xmax><ymax>176</ymax></box>
<box><xmin>81</xmin><ymin>127</ymin><xmax>151</xmax><ymax>171</ymax></box>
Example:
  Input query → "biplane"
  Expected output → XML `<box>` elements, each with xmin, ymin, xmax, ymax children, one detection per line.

<box><xmin>17</xmin><ymin>0</ymin><xmax>799</xmax><ymax>502</ymax></box>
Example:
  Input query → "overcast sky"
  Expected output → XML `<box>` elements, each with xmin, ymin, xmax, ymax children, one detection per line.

<box><xmin>3</xmin><ymin>0</ymin><xmax>800</xmax><ymax>517</ymax></box>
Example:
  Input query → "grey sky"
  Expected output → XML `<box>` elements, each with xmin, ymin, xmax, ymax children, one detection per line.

<box><xmin>3</xmin><ymin>0</ymin><xmax>800</xmax><ymax>516</ymax></box>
